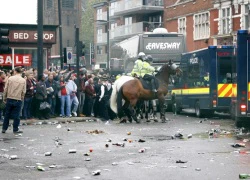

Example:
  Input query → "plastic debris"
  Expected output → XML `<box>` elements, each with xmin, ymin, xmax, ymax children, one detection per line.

<box><xmin>138</xmin><ymin>148</ymin><xmax>146</xmax><ymax>153</ymax></box>
<box><xmin>92</xmin><ymin>170</ymin><xmax>101</xmax><ymax>176</ymax></box>
<box><xmin>187</xmin><ymin>134</ymin><xmax>192</xmax><ymax>139</ymax></box>
<box><xmin>195</xmin><ymin>168</ymin><xmax>201</xmax><ymax>171</ymax></box>
<box><xmin>86</xmin><ymin>130</ymin><xmax>104</xmax><ymax>134</ymax></box>
<box><xmin>176</xmin><ymin>160</ymin><xmax>187</xmax><ymax>163</ymax></box>
<box><xmin>49</xmin><ymin>165</ymin><xmax>56</xmax><ymax>168</ymax></box>
<box><xmin>123</xmin><ymin>138</ymin><xmax>127</xmax><ymax>141</ymax></box>
<box><xmin>232</xmin><ymin>143</ymin><xmax>246</xmax><ymax>148</ymax></box>
<box><xmin>239</xmin><ymin>174</ymin><xmax>250</xmax><ymax>179</ymax></box>
<box><xmin>36</xmin><ymin>163</ymin><xmax>44</xmax><ymax>166</ymax></box>
<box><xmin>9</xmin><ymin>155</ymin><xmax>18</xmax><ymax>160</ymax></box>
<box><xmin>1</xmin><ymin>149</ymin><xmax>9</xmax><ymax>152</ymax></box>
<box><xmin>112</xmin><ymin>162</ymin><xmax>118</xmax><ymax>166</ymax></box>
<box><xmin>45</xmin><ymin>152</ymin><xmax>52</xmax><ymax>156</ymax></box>
<box><xmin>112</xmin><ymin>143</ymin><xmax>125</xmax><ymax>147</ymax></box>
<box><xmin>84</xmin><ymin>153</ymin><xmax>90</xmax><ymax>156</ymax></box>
<box><xmin>107</xmin><ymin>138</ymin><xmax>112</xmax><ymax>142</ymax></box>
<box><xmin>69</xmin><ymin>149</ymin><xmax>77</xmax><ymax>153</ymax></box>
<box><xmin>243</xmin><ymin>139</ymin><xmax>249</xmax><ymax>143</ymax></box>
<box><xmin>174</xmin><ymin>133</ymin><xmax>183</xmax><ymax>139</ymax></box>
<box><xmin>56</xmin><ymin>124</ymin><xmax>62</xmax><ymax>129</ymax></box>
<box><xmin>85</xmin><ymin>158</ymin><xmax>91</xmax><ymax>161</ymax></box>
<box><xmin>73</xmin><ymin>177</ymin><xmax>81</xmax><ymax>179</ymax></box>
<box><xmin>37</xmin><ymin>166</ymin><xmax>45</xmax><ymax>171</ymax></box>
<box><xmin>138</xmin><ymin>139</ymin><xmax>146</xmax><ymax>143</ymax></box>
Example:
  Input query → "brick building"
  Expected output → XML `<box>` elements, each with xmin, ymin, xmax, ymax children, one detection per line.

<box><xmin>165</xmin><ymin>0</ymin><xmax>250</xmax><ymax>52</ymax></box>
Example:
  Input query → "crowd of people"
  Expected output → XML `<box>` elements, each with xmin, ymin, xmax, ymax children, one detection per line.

<box><xmin>1</xmin><ymin>66</ymin><xmax>116</xmax><ymax>134</ymax></box>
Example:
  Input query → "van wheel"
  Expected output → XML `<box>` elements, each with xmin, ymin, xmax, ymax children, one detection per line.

<box><xmin>195</xmin><ymin>101</ymin><xmax>203</xmax><ymax>118</ymax></box>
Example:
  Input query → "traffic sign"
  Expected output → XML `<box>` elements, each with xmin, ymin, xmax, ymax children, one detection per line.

<box><xmin>66</xmin><ymin>47</ymin><xmax>74</xmax><ymax>64</ymax></box>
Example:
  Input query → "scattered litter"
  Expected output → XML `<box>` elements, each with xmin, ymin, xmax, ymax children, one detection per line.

<box><xmin>239</xmin><ymin>174</ymin><xmax>250</xmax><ymax>179</ymax></box>
<box><xmin>107</xmin><ymin>138</ymin><xmax>112</xmax><ymax>142</ymax></box>
<box><xmin>78</xmin><ymin>141</ymin><xmax>85</xmax><ymax>143</ymax></box>
<box><xmin>86</xmin><ymin>130</ymin><xmax>104</xmax><ymax>134</ymax></box>
<box><xmin>199</xmin><ymin>120</ymin><xmax>202</xmax><ymax>123</ymax></box>
<box><xmin>243</xmin><ymin>139</ymin><xmax>249</xmax><ymax>143</ymax></box>
<box><xmin>127</xmin><ymin>132</ymin><xmax>131</xmax><ymax>135</ymax></box>
<box><xmin>195</xmin><ymin>168</ymin><xmax>201</xmax><ymax>171</ymax></box>
<box><xmin>69</xmin><ymin>149</ymin><xmax>77</xmax><ymax>153</ymax></box>
<box><xmin>85</xmin><ymin>158</ymin><xmax>91</xmax><ymax>161</ymax></box>
<box><xmin>138</xmin><ymin>148</ymin><xmax>146</xmax><ymax>153</ymax></box>
<box><xmin>92</xmin><ymin>170</ymin><xmax>101</xmax><ymax>176</ymax></box>
<box><xmin>105</xmin><ymin>144</ymin><xmax>109</xmax><ymax>148</ymax></box>
<box><xmin>49</xmin><ymin>165</ymin><xmax>56</xmax><ymax>168</ymax></box>
<box><xmin>73</xmin><ymin>177</ymin><xmax>81</xmax><ymax>179</ymax></box>
<box><xmin>1</xmin><ymin>149</ymin><xmax>9</xmax><ymax>152</ymax></box>
<box><xmin>70</xmin><ymin>121</ymin><xmax>75</xmax><ymax>123</ymax></box>
<box><xmin>84</xmin><ymin>153</ymin><xmax>90</xmax><ymax>156</ymax></box>
<box><xmin>187</xmin><ymin>134</ymin><xmax>192</xmax><ymax>139</ymax></box>
<box><xmin>37</xmin><ymin>166</ymin><xmax>45</xmax><ymax>171</ymax></box>
<box><xmin>67</xmin><ymin>128</ymin><xmax>71</xmax><ymax>131</ymax></box>
<box><xmin>112</xmin><ymin>143</ymin><xmax>125</xmax><ymax>147</ymax></box>
<box><xmin>89</xmin><ymin>148</ymin><xmax>93</xmax><ymax>153</ymax></box>
<box><xmin>112</xmin><ymin>162</ymin><xmax>118</xmax><ymax>166</ymax></box>
<box><xmin>26</xmin><ymin>166</ymin><xmax>36</xmax><ymax>169</ymax></box>
<box><xmin>174</xmin><ymin>133</ymin><xmax>184</xmax><ymax>139</ymax></box>
<box><xmin>123</xmin><ymin>138</ymin><xmax>127</xmax><ymax>141</ymax></box>
<box><xmin>36</xmin><ymin>163</ymin><xmax>44</xmax><ymax>166</ymax></box>
<box><xmin>176</xmin><ymin>160</ymin><xmax>187</xmax><ymax>163</ymax></box>
<box><xmin>56</xmin><ymin>124</ymin><xmax>62</xmax><ymax>129</ymax></box>
<box><xmin>128</xmin><ymin>139</ymin><xmax>133</xmax><ymax>143</ymax></box>
<box><xmin>138</xmin><ymin>139</ymin><xmax>146</xmax><ymax>143</ymax></box>
<box><xmin>127</xmin><ymin>162</ymin><xmax>134</xmax><ymax>165</ymax></box>
<box><xmin>103</xmin><ymin>169</ymin><xmax>111</xmax><ymax>171</ymax></box>
<box><xmin>45</xmin><ymin>152</ymin><xmax>52</xmax><ymax>156</ymax></box>
<box><xmin>9</xmin><ymin>155</ymin><xmax>18</xmax><ymax>160</ymax></box>
<box><xmin>181</xmin><ymin>166</ymin><xmax>188</xmax><ymax>168</ymax></box>
<box><xmin>231</xmin><ymin>143</ymin><xmax>246</xmax><ymax>148</ymax></box>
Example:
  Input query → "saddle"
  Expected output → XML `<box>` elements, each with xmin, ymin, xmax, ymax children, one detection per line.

<box><xmin>139</xmin><ymin>77</ymin><xmax>159</xmax><ymax>91</ymax></box>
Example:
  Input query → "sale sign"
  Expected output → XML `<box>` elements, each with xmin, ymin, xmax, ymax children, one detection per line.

<box><xmin>0</xmin><ymin>54</ymin><xmax>32</xmax><ymax>66</ymax></box>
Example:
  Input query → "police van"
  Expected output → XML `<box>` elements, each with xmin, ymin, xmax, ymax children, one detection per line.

<box><xmin>170</xmin><ymin>46</ymin><xmax>236</xmax><ymax>117</ymax></box>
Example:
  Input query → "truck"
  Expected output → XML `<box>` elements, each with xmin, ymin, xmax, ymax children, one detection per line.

<box><xmin>230</xmin><ymin>30</ymin><xmax>250</xmax><ymax>126</ymax></box>
<box><xmin>110</xmin><ymin>28</ymin><xmax>186</xmax><ymax>75</ymax></box>
<box><xmin>171</xmin><ymin>45</ymin><xmax>236</xmax><ymax>117</ymax></box>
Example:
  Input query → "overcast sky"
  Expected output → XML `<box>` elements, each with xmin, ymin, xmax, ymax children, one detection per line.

<box><xmin>0</xmin><ymin>0</ymin><xmax>37</xmax><ymax>24</ymax></box>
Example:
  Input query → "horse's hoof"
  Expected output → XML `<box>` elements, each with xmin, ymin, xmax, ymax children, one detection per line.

<box><xmin>154</xmin><ymin>119</ymin><xmax>159</xmax><ymax>122</ymax></box>
<box><xmin>146</xmin><ymin>119</ymin><xmax>151</xmax><ymax>123</ymax></box>
<box><xmin>119</xmin><ymin>119</ymin><xmax>127</xmax><ymax>123</ymax></box>
<box><xmin>161</xmin><ymin>120</ymin><xmax>167</xmax><ymax>123</ymax></box>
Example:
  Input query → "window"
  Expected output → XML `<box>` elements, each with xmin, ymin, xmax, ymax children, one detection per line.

<box><xmin>97</xmin><ymin>28</ymin><xmax>103</xmax><ymax>43</ymax></box>
<box><xmin>178</xmin><ymin>17</ymin><xmax>186</xmax><ymax>35</ymax></box>
<box><xmin>219</xmin><ymin>7</ymin><xmax>232</xmax><ymax>34</ymax></box>
<box><xmin>125</xmin><ymin>17</ymin><xmax>132</xmax><ymax>35</ymax></box>
<box><xmin>242</xmin><ymin>5</ymin><xmax>250</xmax><ymax>30</ymax></box>
<box><xmin>193</xmin><ymin>12</ymin><xmax>210</xmax><ymax>40</ymax></box>
<box><xmin>67</xmin><ymin>15</ymin><xmax>70</xmax><ymax>26</ymax></box>
<box><xmin>47</xmin><ymin>0</ymin><xmax>53</xmax><ymax>9</ymax></box>
<box><xmin>110</xmin><ymin>22</ymin><xmax>117</xmax><ymax>39</ymax></box>
<box><xmin>97</xmin><ymin>8</ymin><xmax>102</xmax><ymax>20</ymax></box>
<box><xmin>97</xmin><ymin>46</ymin><xmax>103</xmax><ymax>54</ymax></box>
<box><xmin>67</xmin><ymin>40</ymin><xmax>70</xmax><ymax>47</ymax></box>
<box><xmin>110</xmin><ymin>2</ymin><xmax>117</xmax><ymax>16</ymax></box>
<box><xmin>62</xmin><ymin>0</ymin><xmax>74</xmax><ymax>8</ymax></box>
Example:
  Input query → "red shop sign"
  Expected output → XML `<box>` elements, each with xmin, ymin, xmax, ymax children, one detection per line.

<box><xmin>0</xmin><ymin>54</ymin><xmax>32</xmax><ymax>66</ymax></box>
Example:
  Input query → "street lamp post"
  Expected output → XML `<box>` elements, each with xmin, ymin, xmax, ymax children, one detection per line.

<box><xmin>106</xmin><ymin>3</ymin><xmax>110</xmax><ymax>71</ymax></box>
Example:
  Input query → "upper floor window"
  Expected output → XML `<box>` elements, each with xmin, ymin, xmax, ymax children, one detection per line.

<box><xmin>219</xmin><ymin>7</ymin><xmax>232</xmax><ymax>34</ymax></box>
<box><xmin>62</xmin><ymin>0</ymin><xmax>74</xmax><ymax>8</ymax></box>
<box><xmin>47</xmin><ymin>0</ymin><xmax>53</xmax><ymax>9</ymax></box>
<box><xmin>110</xmin><ymin>2</ymin><xmax>117</xmax><ymax>16</ymax></box>
<box><xmin>178</xmin><ymin>17</ymin><xmax>186</xmax><ymax>35</ymax></box>
<box><xmin>193</xmin><ymin>12</ymin><xmax>210</xmax><ymax>40</ymax></box>
<box><xmin>125</xmin><ymin>16</ymin><xmax>132</xmax><ymax>35</ymax></box>
<box><xmin>97</xmin><ymin>28</ymin><xmax>103</xmax><ymax>43</ymax></box>
<box><xmin>97</xmin><ymin>8</ymin><xmax>102</xmax><ymax>20</ymax></box>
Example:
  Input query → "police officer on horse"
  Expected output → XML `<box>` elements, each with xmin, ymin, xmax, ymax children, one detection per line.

<box><xmin>141</xmin><ymin>55</ymin><xmax>157</xmax><ymax>93</ymax></box>
<box><xmin>131</xmin><ymin>52</ymin><xmax>146</xmax><ymax>77</ymax></box>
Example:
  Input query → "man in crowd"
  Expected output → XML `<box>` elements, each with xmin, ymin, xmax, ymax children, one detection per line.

<box><xmin>45</xmin><ymin>73</ymin><xmax>58</xmax><ymax>117</ymax></box>
<box><xmin>66</xmin><ymin>74</ymin><xmax>79</xmax><ymax>117</ymax></box>
<box><xmin>2</xmin><ymin>67</ymin><xmax>26</xmax><ymax>134</ymax></box>
<box><xmin>0</xmin><ymin>71</ymin><xmax>7</xmax><ymax>121</ymax></box>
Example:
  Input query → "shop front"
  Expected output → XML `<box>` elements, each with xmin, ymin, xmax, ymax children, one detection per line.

<box><xmin>0</xmin><ymin>24</ymin><xmax>57</xmax><ymax>69</ymax></box>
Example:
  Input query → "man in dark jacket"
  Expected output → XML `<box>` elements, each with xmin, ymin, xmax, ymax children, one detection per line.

<box><xmin>45</xmin><ymin>73</ymin><xmax>58</xmax><ymax>117</ymax></box>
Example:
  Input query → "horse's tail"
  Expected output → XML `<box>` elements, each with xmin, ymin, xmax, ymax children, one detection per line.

<box><xmin>110</xmin><ymin>83</ymin><xmax>118</xmax><ymax>113</ymax></box>
<box><xmin>117</xmin><ymin>86</ymin><xmax>123</xmax><ymax>116</ymax></box>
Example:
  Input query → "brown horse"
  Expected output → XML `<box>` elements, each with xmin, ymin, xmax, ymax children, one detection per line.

<box><xmin>110</xmin><ymin>60</ymin><xmax>182</xmax><ymax>123</ymax></box>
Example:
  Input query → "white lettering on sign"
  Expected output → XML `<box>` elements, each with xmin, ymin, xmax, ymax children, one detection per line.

<box><xmin>189</xmin><ymin>57</ymin><xmax>198</xmax><ymax>64</ymax></box>
<box><xmin>14</xmin><ymin>33</ymin><xmax>29</xmax><ymax>40</ymax></box>
<box><xmin>0</xmin><ymin>54</ymin><xmax>31</xmax><ymax>66</ymax></box>
<box><xmin>34</xmin><ymin>33</ymin><xmax>54</xmax><ymax>40</ymax></box>
<box><xmin>145</xmin><ymin>42</ymin><xmax>181</xmax><ymax>50</ymax></box>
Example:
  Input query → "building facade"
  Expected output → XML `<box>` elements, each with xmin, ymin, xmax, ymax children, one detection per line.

<box><xmin>165</xmin><ymin>0</ymin><xmax>250</xmax><ymax>52</ymax></box>
<box><xmin>43</xmin><ymin>0</ymin><xmax>82</xmax><ymax>56</ymax></box>
<box><xmin>93</xmin><ymin>0</ymin><xmax>164</xmax><ymax>69</ymax></box>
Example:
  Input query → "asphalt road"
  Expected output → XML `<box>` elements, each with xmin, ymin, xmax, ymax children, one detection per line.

<box><xmin>0</xmin><ymin>112</ymin><xmax>250</xmax><ymax>180</ymax></box>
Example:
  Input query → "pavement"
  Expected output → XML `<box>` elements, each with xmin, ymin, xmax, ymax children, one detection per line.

<box><xmin>1</xmin><ymin>112</ymin><xmax>250</xmax><ymax>180</ymax></box>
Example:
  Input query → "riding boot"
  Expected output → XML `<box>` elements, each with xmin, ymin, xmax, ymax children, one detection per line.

<box><xmin>151</xmin><ymin>79</ymin><xmax>157</xmax><ymax>92</ymax></box>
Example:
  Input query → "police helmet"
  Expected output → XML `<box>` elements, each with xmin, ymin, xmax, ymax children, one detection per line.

<box><xmin>138</xmin><ymin>52</ymin><xmax>146</xmax><ymax>60</ymax></box>
<box><xmin>145</xmin><ymin>55</ymin><xmax>153</xmax><ymax>62</ymax></box>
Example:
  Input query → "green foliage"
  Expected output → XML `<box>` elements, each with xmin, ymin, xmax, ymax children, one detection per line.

<box><xmin>81</xmin><ymin>0</ymin><xmax>103</xmax><ymax>50</ymax></box>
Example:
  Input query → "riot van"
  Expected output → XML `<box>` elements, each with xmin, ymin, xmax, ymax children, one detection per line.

<box><xmin>171</xmin><ymin>45</ymin><xmax>236</xmax><ymax>117</ymax></box>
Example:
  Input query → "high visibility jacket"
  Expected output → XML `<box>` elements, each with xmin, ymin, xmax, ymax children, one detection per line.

<box><xmin>141</xmin><ymin>61</ymin><xmax>155</xmax><ymax>77</ymax></box>
<box><xmin>131</xmin><ymin>59</ymin><xmax>143</xmax><ymax>77</ymax></box>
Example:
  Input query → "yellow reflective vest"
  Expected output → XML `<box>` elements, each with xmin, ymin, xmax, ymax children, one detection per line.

<box><xmin>141</xmin><ymin>61</ymin><xmax>155</xmax><ymax>77</ymax></box>
<box><xmin>131</xmin><ymin>59</ymin><xmax>143</xmax><ymax>77</ymax></box>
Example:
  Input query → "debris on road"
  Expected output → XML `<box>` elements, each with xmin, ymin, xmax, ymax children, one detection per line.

<box><xmin>127</xmin><ymin>132</ymin><xmax>131</xmax><ymax>135</ymax></box>
<box><xmin>231</xmin><ymin>143</ymin><xmax>246</xmax><ymax>148</ymax></box>
<box><xmin>107</xmin><ymin>138</ymin><xmax>112</xmax><ymax>142</ymax></box>
<box><xmin>187</xmin><ymin>134</ymin><xmax>192</xmax><ymax>139</ymax></box>
<box><xmin>69</xmin><ymin>149</ymin><xmax>77</xmax><ymax>153</ymax></box>
<box><xmin>89</xmin><ymin>148</ymin><xmax>93</xmax><ymax>153</ymax></box>
<box><xmin>9</xmin><ymin>155</ymin><xmax>18</xmax><ymax>160</ymax></box>
<box><xmin>85</xmin><ymin>158</ymin><xmax>91</xmax><ymax>161</ymax></box>
<box><xmin>195</xmin><ymin>168</ymin><xmax>201</xmax><ymax>171</ymax></box>
<box><xmin>56</xmin><ymin>124</ymin><xmax>62</xmax><ymax>129</ymax></box>
<box><xmin>243</xmin><ymin>139</ymin><xmax>249</xmax><ymax>143</ymax></box>
<box><xmin>45</xmin><ymin>152</ymin><xmax>52</xmax><ymax>156</ymax></box>
<box><xmin>112</xmin><ymin>143</ymin><xmax>125</xmax><ymax>147</ymax></box>
<box><xmin>92</xmin><ymin>170</ymin><xmax>101</xmax><ymax>176</ymax></box>
<box><xmin>176</xmin><ymin>160</ymin><xmax>187</xmax><ymax>163</ymax></box>
<box><xmin>239</xmin><ymin>174</ymin><xmax>250</xmax><ymax>179</ymax></box>
<box><xmin>86</xmin><ymin>130</ymin><xmax>104</xmax><ymax>134</ymax></box>
<box><xmin>84</xmin><ymin>153</ymin><xmax>90</xmax><ymax>156</ymax></box>
<box><xmin>37</xmin><ymin>166</ymin><xmax>45</xmax><ymax>171</ymax></box>
<box><xmin>1</xmin><ymin>149</ymin><xmax>9</xmax><ymax>152</ymax></box>
<box><xmin>49</xmin><ymin>165</ymin><xmax>56</xmax><ymax>168</ymax></box>
<box><xmin>25</xmin><ymin>166</ymin><xmax>36</xmax><ymax>169</ymax></box>
<box><xmin>138</xmin><ymin>139</ymin><xmax>146</xmax><ymax>143</ymax></box>
<box><xmin>138</xmin><ymin>148</ymin><xmax>146</xmax><ymax>153</ymax></box>
<box><xmin>174</xmin><ymin>133</ymin><xmax>184</xmax><ymax>139</ymax></box>
<box><xmin>112</xmin><ymin>162</ymin><xmax>118</xmax><ymax>166</ymax></box>
<box><xmin>105</xmin><ymin>144</ymin><xmax>109</xmax><ymax>148</ymax></box>
<box><xmin>123</xmin><ymin>138</ymin><xmax>127</xmax><ymax>141</ymax></box>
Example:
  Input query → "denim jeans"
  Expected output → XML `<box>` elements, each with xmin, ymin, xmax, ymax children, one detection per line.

<box><xmin>2</xmin><ymin>99</ymin><xmax>22</xmax><ymax>132</ymax></box>
<box><xmin>60</xmin><ymin>95</ymin><xmax>70</xmax><ymax>116</ymax></box>
<box><xmin>47</xmin><ymin>96</ymin><xmax>56</xmax><ymax>115</ymax></box>
<box><xmin>70</xmin><ymin>95</ymin><xmax>79</xmax><ymax>114</ymax></box>
<box><xmin>23</xmin><ymin>97</ymin><xmax>32</xmax><ymax>119</ymax></box>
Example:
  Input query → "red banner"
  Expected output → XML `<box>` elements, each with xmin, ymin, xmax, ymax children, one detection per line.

<box><xmin>0</xmin><ymin>54</ymin><xmax>32</xmax><ymax>66</ymax></box>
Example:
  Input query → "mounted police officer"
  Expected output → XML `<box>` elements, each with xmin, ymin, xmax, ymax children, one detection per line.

<box><xmin>141</xmin><ymin>55</ymin><xmax>157</xmax><ymax>92</ymax></box>
<box><xmin>131</xmin><ymin>52</ymin><xmax>146</xmax><ymax>77</ymax></box>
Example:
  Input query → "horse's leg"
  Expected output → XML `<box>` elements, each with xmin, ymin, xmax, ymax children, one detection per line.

<box><xmin>145</xmin><ymin>101</ymin><xmax>151</xmax><ymax>122</ymax></box>
<box><xmin>129</xmin><ymin>99</ymin><xmax>141</xmax><ymax>123</ymax></box>
<box><xmin>123</xmin><ymin>102</ymin><xmax>133</xmax><ymax>123</ymax></box>
<box><xmin>159</xmin><ymin>95</ymin><xmax>168</xmax><ymax>123</ymax></box>
<box><xmin>151</xmin><ymin>100</ymin><xmax>158</xmax><ymax>122</ymax></box>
